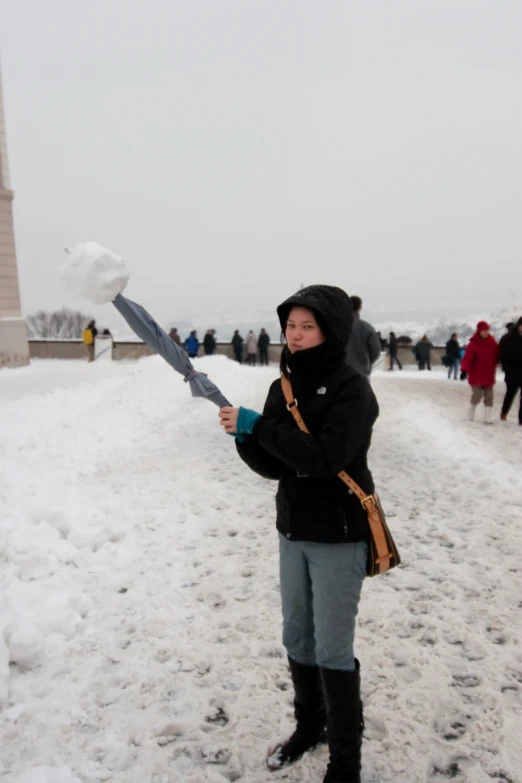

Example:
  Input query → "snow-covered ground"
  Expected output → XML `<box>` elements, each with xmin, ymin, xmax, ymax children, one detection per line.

<box><xmin>0</xmin><ymin>357</ymin><xmax>521</xmax><ymax>783</ymax></box>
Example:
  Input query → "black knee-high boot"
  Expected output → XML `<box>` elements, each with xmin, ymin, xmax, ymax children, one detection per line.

<box><xmin>321</xmin><ymin>660</ymin><xmax>364</xmax><ymax>783</ymax></box>
<box><xmin>266</xmin><ymin>657</ymin><xmax>326</xmax><ymax>770</ymax></box>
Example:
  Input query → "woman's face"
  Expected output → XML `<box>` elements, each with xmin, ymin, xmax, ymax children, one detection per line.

<box><xmin>285</xmin><ymin>306</ymin><xmax>326</xmax><ymax>353</ymax></box>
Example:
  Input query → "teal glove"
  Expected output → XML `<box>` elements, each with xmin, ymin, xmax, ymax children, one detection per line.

<box><xmin>227</xmin><ymin>407</ymin><xmax>261</xmax><ymax>443</ymax></box>
<box><xmin>237</xmin><ymin>407</ymin><xmax>261</xmax><ymax>434</ymax></box>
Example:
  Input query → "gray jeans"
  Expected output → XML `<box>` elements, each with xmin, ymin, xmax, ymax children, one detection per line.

<box><xmin>279</xmin><ymin>534</ymin><xmax>367</xmax><ymax>671</ymax></box>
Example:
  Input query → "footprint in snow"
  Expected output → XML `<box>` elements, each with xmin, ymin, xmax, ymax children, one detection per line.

<box><xmin>154</xmin><ymin>648</ymin><xmax>174</xmax><ymax>664</ymax></box>
<box><xmin>434</xmin><ymin>711</ymin><xmax>474</xmax><ymax>742</ymax></box>
<box><xmin>431</xmin><ymin>761</ymin><xmax>463</xmax><ymax>779</ymax></box>
<box><xmin>168</xmin><ymin>743</ymin><xmax>241</xmax><ymax>781</ymax></box>
<box><xmin>245</xmin><ymin>531</ymin><xmax>259</xmax><ymax>540</ymax></box>
<box><xmin>396</xmin><ymin>619</ymin><xmax>424</xmax><ymax>639</ymax></box>
<box><xmin>459</xmin><ymin>641</ymin><xmax>487</xmax><ymax>662</ymax></box>
<box><xmin>407</xmin><ymin>601</ymin><xmax>430</xmax><ymax>616</ymax></box>
<box><xmin>259</xmin><ymin>646</ymin><xmax>284</xmax><ymax>659</ymax></box>
<box><xmin>419</xmin><ymin>631</ymin><xmax>438</xmax><ymax>647</ymax></box>
<box><xmin>200</xmin><ymin>745</ymin><xmax>231</xmax><ymax>764</ymax></box>
<box><xmin>485</xmin><ymin>625</ymin><xmax>508</xmax><ymax>646</ymax></box>
<box><xmin>156</xmin><ymin>722</ymin><xmax>184</xmax><ymax>746</ymax></box>
<box><xmin>451</xmin><ymin>673</ymin><xmax>481</xmax><ymax>689</ymax></box>
<box><xmin>393</xmin><ymin>661</ymin><xmax>421</xmax><ymax>683</ymax></box>
<box><xmin>205</xmin><ymin>706</ymin><xmax>229</xmax><ymax>727</ymax></box>
<box><xmin>198</xmin><ymin>591</ymin><xmax>227</xmax><ymax>610</ymax></box>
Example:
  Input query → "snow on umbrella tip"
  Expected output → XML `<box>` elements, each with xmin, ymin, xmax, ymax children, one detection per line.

<box><xmin>61</xmin><ymin>242</ymin><xmax>130</xmax><ymax>305</ymax></box>
<box><xmin>61</xmin><ymin>244</ymin><xmax>232</xmax><ymax>408</ymax></box>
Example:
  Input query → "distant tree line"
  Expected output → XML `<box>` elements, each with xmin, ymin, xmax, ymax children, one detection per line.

<box><xmin>26</xmin><ymin>308</ymin><xmax>94</xmax><ymax>339</ymax></box>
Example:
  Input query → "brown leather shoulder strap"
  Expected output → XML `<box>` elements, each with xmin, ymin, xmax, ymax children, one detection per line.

<box><xmin>280</xmin><ymin>375</ymin><xmax>311</xmax><ymax>434</ymax></box>
<box><xmin>280</xmin><ymin>376</ymin><xmax>371</xmax><ymax>506</ymax></box>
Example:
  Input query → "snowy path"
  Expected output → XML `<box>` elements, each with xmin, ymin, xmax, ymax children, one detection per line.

<box><xmin>1</xmin><ymin>360</ymin><xmax>521</xmax><ymax>783</ymax></box>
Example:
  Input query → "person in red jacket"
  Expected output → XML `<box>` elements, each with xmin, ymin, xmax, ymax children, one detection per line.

<box><xmin>460</xmin><ymin>321</ymin><xmax>500</xmax><ymax>424</ymax></box>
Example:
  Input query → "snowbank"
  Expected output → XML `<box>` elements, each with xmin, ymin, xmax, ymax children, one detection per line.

<box><xmin>5</xmin><ymin>767</ymin><xmax>81</xmax><ymax>783</ymax></box>
<box><xmin>1</xmin><ymin>356</ymin><xmax>520</xmax><ymax>782</ymax></box>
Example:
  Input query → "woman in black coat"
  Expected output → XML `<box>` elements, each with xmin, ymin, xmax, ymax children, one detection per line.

<box><xmin>445</xmin><ymin>333</ymin><xmax>461</xmax><ymax>379</ymax></box>
<box><xmin>219</xmin><ymin>286</ymin><xmax>378</xmax><ymax>783</ymax></box>
<box><xmin>231</xmin><ymin>330</ymin><xmax>244</xmax><ymax>363</ymax></box>
<box><xmin>388</xmin><ymin>332</ymin><xmax>402</xmax><ymax>371</ymax></box>
<box><xmin>415</xmin><ymin>335</ymin><xmax>433</xmax><ymax>371</ymax></box>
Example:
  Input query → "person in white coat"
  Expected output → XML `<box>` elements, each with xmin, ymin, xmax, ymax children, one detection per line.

<box><xmin>245</xmin><ymin>331</ymin><xmax>258</xmax><ymax>365</ymax></box>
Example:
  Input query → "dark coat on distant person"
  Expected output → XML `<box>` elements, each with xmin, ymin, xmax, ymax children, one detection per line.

<box><xmin>344</xmin><ymin>314</ymin><xmax>381</xmax><ymax>375</ymax></box>
<box><xmin>415</xmin><ymin>338</ymin><xmax>432</xmax><ymax>361</ymax></box>
<box><xmin>446</xmin><ymin>338</ymin><xmax>461</xmax><ymax>360</ymax></box>
<box><xmin>499</xmin><ymin>318</ymin><xmax>522</xmax><ymax>384</ymax></box>
<box><xmin>258</xmin><ymin>332</ymin><xmax>270</xmax><ymax>350</ymax></box>
<box><xmin>389</xmin><ymin>334</ymin><xmax>399</xmax><ymax>356</ymax></box>
<box><xmin>203</xmin><ymin>333</ymin><xmax>216</xmax><ymax>355</ymax></box>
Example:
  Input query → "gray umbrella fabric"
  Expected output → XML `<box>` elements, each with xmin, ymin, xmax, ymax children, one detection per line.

<box><xmin>112</xmin><ymin>294</ymin><xmax>232</xmax><ymax>408</ymax></box>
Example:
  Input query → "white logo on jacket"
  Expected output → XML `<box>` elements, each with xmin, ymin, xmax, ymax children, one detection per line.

<box><xmin>317</xmin><ymin>386</ymin><xmax>327</xmax><ymax>395</ymax></box>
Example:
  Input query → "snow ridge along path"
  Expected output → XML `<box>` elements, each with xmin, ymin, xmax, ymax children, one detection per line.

<box><xmin>0</xmin><ymin>358</ymin><xmax>521</xmax><ymax>783</ymax></box>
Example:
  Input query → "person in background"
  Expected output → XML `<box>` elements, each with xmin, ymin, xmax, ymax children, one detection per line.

<box><xmin>184</xmin><ymin>330</ymin><xmax>200</xmax><ymax>359</ymax></box>
<box><xmin>499</xmin><ymin>317</ymin><xmax>522</xmax><ymax>425</ymax></box>
<box><xmin>344</xmin><ymin>296</ymin><xmax>381</xmax><ymax>376</ymax></box>
<box><xmin>82</xmin><ymin>319</ymin><xmax>98</xmax><ymax>363</ymax></box>
<box><xmin>460</xmin><ymin>321</ymin><xmax>500</xmax><ymax>424</ymax></box>
<box><xmin>415</xmin><ymin>335</ymin><xmax>433</xmax><ymax>371</ymax></box>
<box><xmin>203</xmin><ymin>329</ymin><xmax>216</xmax><ymax>356</ymax></box>
<box><xmin>232</xmin><ymin>330</ymin><xmax>244</xmax><ymax>363</ymax></box>
<box><xmin>388</xmin><ymin>332</ymin><xmax>402</xmax><ymax>371</ymax></box>
<box><xmin>445</xmin><ymin>333</ymin><xmax>461</xmax><ymax>380</ymax></box>
<box><xmin>245</xmin><ymin>330</ymin><xmax>258</xmax><ymax>365</ymax></box>
<box><xmin>499</xmin><ymin>322</ymin><xmax>515</xmax><ymax>354</ymax></box>
<box><xmin>258</xmin><ymin>328</ymin><xmax>270</xmax><ymax>366</ymax></box>
<box><xmin>169</xmin><ymin>327</ymin><xmax>181</xmax><ymax>346</ymax></box>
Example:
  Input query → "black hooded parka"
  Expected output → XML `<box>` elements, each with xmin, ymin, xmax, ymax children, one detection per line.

<box><xmin>236</xmin><ymin>285</ymin><xmax>379</xmax><ymax>544</ymax></box>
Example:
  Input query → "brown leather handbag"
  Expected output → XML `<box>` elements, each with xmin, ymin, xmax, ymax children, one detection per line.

<box><xmin>281</xmin><ymin>376</ymin><xmax>401</xmax><ymax>577</ymax></box>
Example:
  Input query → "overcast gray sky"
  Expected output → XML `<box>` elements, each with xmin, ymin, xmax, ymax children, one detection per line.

<box><xmin>2</xmin><ymin>0</ymin><xmax>521</xmax><ymax>328</ymax></box>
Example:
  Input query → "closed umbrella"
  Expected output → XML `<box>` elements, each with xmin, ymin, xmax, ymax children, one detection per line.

<box><xmin>61</xmin><ymin>242</ymin><xmax>231</xmax><ymax>408</ymax></box>
<box><xmin>112</xmin><ymin>294</ymin><xmax>231</xmax><ymax>408</ymax></box>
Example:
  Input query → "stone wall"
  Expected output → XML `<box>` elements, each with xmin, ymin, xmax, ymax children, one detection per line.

<box><xmin>28</xmin><ymin>339</ymin><xmax>449</xmax><ymax>366</ymax></box>
<box><xmin>0</xmin><ymin>318</ymin><xmax>30</xmax><ymax>367</ymax></box>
